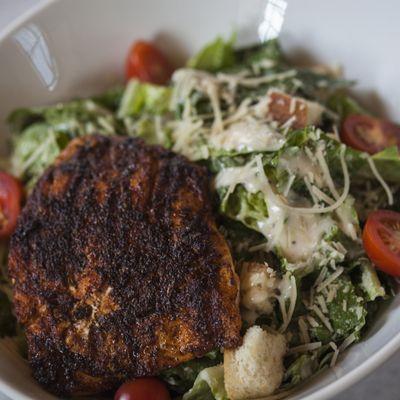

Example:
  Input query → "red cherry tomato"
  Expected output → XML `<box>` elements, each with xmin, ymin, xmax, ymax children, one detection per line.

<box><xmin>341</xmin><ymin>114</ymin><xmax>400</xmax><ymax>154</ymax></box>
<box><xmin>363</xmin><ymin>210</ymin><xmax>400</xmax><ymax>276</ymax></box>
<box><xmin>0</xmin><ymin>172</ymin><xmax>23</xmax><ymax>240</ymax></box>
<box><xmin>125</xmin><ymin>41</ymin><xmax>173</xmax><ymax>85</ymax></box>
<box><xmin>114</xmin><ymin>378</ymin><xmax>171</xmax><ymax>400</ymax></box>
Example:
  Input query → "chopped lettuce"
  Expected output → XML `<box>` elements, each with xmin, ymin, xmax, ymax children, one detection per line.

<box><xmin>118</xmin><ymin>79</ymin><xmax>171</xmax><ymax>117</ymax></box>
<box><xmin>187</xmin><ymin>36</ymin><xmax>235</xmax><ymax>72</ymax></box>
<box><xmin>160</xmin><ymin>351</ymin><xmax>222</xmax><ymax>394</ymax></box>
<box><xmin>182</xmin><ymin>365</ymin><xmax>227</xmax><ymax>400</ymax></box>
<box><xmin>219</xmin><ymin>185</ymin><xmax>268</xmax><ymax>230</ymax></box>
<box><xmin>9</xmin><ymin>99</ymin><xmax>123</xmax><ymax>188</ymax></box>
<box><xmin>311</xmin><ymin>275</ymin><xmax>367</xmax><ymax>343</ymax></box>
<box><xmin>327</xmin><ymin>92</ymin><xmax>368</xmax><ymax>121</ymax></box>
<box><xmin>284</xmin><ymin>354</ymin><xmax>318</xmax><ymax>387</ymax></box>
<box><xmin>234</xmin><ymin>39</ymin><xmax>283</xmax><ymax>67</ymax></box>
<box><xmin>357</xmin><ymin>259</ymin><xmax>385</xmax><ymax>301</ymax></box>
<box><xmin>11</xmin><ymin>124</ymin><xmax>68</xmax><ymax>190</ymax></box>
<box><xmin>123</xmin><ymin>115</ymin><xmax>172</xmax><ymax>148</ymax></box>
<box><xmin>93</xmin><ymin>86</ymin><xmax>124</xmax><ymax>111</ymax></box>
<box><xmin>369</xmin><ymin>146</ymin><xmax>400</xmax><ymax>183</ymax></box>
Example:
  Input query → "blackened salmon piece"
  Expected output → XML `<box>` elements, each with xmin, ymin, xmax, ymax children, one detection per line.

<box><xmin>8</xmin><ymin>135</ymin><xmax>241</xmax><ymax>396</ymax></box>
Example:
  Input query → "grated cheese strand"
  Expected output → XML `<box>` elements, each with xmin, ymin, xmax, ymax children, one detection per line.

<box><xmin>312</xmin><ymin>304</ymin><xmax>333</xmax><ymax>332</ymax></box>
<box><xmin>339</xmin><ymin>332</ymin><xmax>357</xmax><ymax>352</ymax></box>
<box><xmin>278</xmin><ymin>145</ymin><xmax>350</xmax><ymax>215</ymax></box>
<box><xmin>298</xmin><ymin>316</ymin><xmax>311</xmax><ymax>344</ymax></box>
<box><xmin>317</xmin><ymin>267</ymin><xmax>344</xmax><ymax>293</ymax></box>
<box><xmin>315</xmin><ymin>143</ymin><xmax>340</xmax><ymax>200</ymax></box>
<box><xmin>329</xmin><ymin>342</ymin><xmax>339</xmax><ymax>367</ymax></box>
<box><xmin>287</xmin><ymin>342</ymin><xmax>322</xmax><ymax>355</ymax></box>
<box><xmin>365</xmin><ymin>155</ymin><xmax>394</xmax><ymax>205</ymax></box>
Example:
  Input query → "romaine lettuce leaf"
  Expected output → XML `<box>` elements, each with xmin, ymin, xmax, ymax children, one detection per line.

<box><xmin>234</xmin><ymin>39</ymin><xmax>283</xmax><ymax>67</ymax></box>
<box><xmin>93</xmin><ymin>86</ymin><xmax>124</xmax><ymax>111</ymax></box>
<box><xmin>311</xmin><ymin>274</ymin><xmax>366</xmax><ymax>343</ymax></box>
<box><xmin>187</xmin><ymin>36</ymin><xmax>235</xmax><ymax>72</ymax></box>
<box><xmin>9</xmin><ymin>99</ymin><xmax>123</xmax><ymax>188</ymax></box>
<box><xmin>11</xmin><ymin>124</ymin><xmax>68</xmax><ymax>189</ymax></box>
<box><xmin>293</xmin><ymin>70</ymin><xmax>353</xmax><ymax>102</ymax></box>
<box><xmin>160</xmin><ymin>351</ymin><xmax>222</xmax><ymax>394</ymax></box>
<box><xmin>284</xmin><ymin>354</ymin><xmax>318</xmax><ymax>386</ymax></box>
<box><xmin>370</xmin><ymin>146</ymin><xmax>400</xmax><ymax>182</ymax></box>
<box><xmin>326</xmin><ymin>92</ymin><xmax>368</xmax><ymax>121</ymax></box>
<box><xmin>182</xmin><ymin>365</ymin><xmax>227</xmax><ymax>400</ymax></box>
<box><xmin>219</xmin><ymin>185</ymin><xmax>268</xmax><ymax>230</ymax></box>
<box><xmin>356</xmin><ymin>259</ymin><xmax>385</xmax><ymax>301</ymax></box>
<box><xmin>118</xmin><ymin>79</ymin><xmax>171</xmax><ymax>117</ymax></box>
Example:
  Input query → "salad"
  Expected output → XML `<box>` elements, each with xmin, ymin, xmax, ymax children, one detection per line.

<box><xmin>1</xmin><ymin>35</ymin><xmax>400</xmax><ymax>400</ymax></box>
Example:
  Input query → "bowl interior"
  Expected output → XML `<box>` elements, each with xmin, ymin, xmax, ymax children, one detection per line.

<box><xmin>0</xmin><ymin>0</ymin><xmax>399</xmax><ymax>399</ymax></box>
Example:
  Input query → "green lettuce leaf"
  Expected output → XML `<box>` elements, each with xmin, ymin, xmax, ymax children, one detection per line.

<box><xmin>123</xmin><ymin>115</ymin><xmax>172</xmax><ymax>148</ymax></box>
<box><xmin>187</xmin><ymin>36</ymin><xmax>235</xmax><ymax>72</ymax></box>
<box><xmin>311</xmin><ymin>274</ymin><xmax>367</xmax><ymax>343</ymax></box>
<box><xmin>9</xmin><ymin>99</ymin><xmax>123</xmax><ymax>189</ymax></box>
<box><xmin>219</xmin><ymin>185</ymin><xmax>268</xmax><ymax>230</ymax></box>
<box><xmin>370</xmin><ymin>146</ymin><xmax>400</xmax><ymax>182</ymax></box>
<box><xmin>293</xmin><ymin>71</ymin><xmax>354</xmax><ymax>102</ymax></box>
<box><xmin>118</xmin><ymin>79</ymin><xmax>171</xmax><ymax>117</ymax></box>
<box><xmin>284</xmin><ymin>354</ymin><xmax>318</xmax><ymax>386</ymax></box>
<box><xmin>11</xmin><ymin>124</ymin><xmax>68</xmax><ymax>189</ymax></box>
<box><xmin>356</xmin><ymin>259</ymin><xmax>385</xmax><ymax>301</ymax></box>
<box><xmin>326</xmin><ymin>92</ymin><xmax>368</xmax><ymax>121</ymax></box>
<box><xmin>93</xmin><ymin>86</ymin><xmax>124</xmax><ymax>111</ymax></box>
<box><xmin>234</xmin><ymin>39</ymin><xmax>283</xmax><ymax>67</ymax></box>
<box><xmin>160</xmin><ymin>351</ymin><xmax>222</xmax><ymax>394</ymax></box>
<box><xmin>182</xmin><ymin>365</ymin><xmax>227</xmax><ymax>400</ymax></box>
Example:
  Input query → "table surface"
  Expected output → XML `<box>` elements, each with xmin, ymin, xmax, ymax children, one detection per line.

<box><xmin>0</xmin><ymin>1</ymin><xmax>399</xmax><ymax>399</ymax></box>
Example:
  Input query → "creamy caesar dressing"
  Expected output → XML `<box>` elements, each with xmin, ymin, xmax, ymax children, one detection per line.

<box><xmin>278</xmin><ymin>150</ymin><xmax>325</xmax><ymax>188</ymax></box>
<box><xmin>215</xmin><ymin>155</ymin><xmax>337</xmax><ymax>262</ymax></box>
<box><xmin>209</xmin><ymin>118</ymin><xmax>285</xmax><ymax>153</ymax></box>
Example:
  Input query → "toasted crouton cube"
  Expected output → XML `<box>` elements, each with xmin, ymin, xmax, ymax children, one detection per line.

<box><xmin>224</xmin><ymin>326</ymin><xmax>286</xmax><ymax>400</ymax></box>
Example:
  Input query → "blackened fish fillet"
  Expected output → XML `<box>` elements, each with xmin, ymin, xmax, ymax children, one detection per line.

<box><xmin>8</xmin><ymin>135</ymin><xmax>241</xmax><ymax>396</ymax></box>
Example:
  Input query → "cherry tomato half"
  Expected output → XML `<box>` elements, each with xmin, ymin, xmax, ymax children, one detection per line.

<box><xmin>0</xmin><ymin>172</ymin><xmax>23</xmax><ymax>240</ymax></box>
<box><xmin>125</xmin><ymin>41</ymin><xmax>173</xmax><ymax>85</ymax></box>
<box><xmin>363</xmin><ymin>210</ymin><xmax>400</xmax><ymax>276</ymax></box>
<box><xmin>114</xmin><ymin>378</ymin><xmax>171</xmax><ymax>400</ymax></box>
<box><xmin>341</xmin><ymin>114</ymin><xmax>400</xmax><ymax>154</ymax></box>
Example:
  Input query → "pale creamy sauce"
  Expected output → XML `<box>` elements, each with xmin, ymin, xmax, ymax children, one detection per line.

<box><xmin>210</xmin><ymin>118</ymin><xmax>285</xmax><ymax>153</ymax></box>
<box><xmin>215</xmin><ymin>157</ymin><xmax>336</xmax><ymax>262</ymax></box>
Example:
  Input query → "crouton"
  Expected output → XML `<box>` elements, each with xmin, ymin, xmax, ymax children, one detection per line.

<box><xmin>224</xmin><ymin>326</ymin><xmax>286</xmax><ymax>400</ymax></box>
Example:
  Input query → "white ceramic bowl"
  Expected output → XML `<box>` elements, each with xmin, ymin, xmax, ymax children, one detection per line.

<box><xmin>0</xmin><ymin>1</ymin><xmax>399</xmax><ymax>399</ymax></box>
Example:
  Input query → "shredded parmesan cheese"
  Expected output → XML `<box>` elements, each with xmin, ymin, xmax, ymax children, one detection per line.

<box><xmin>365</xmin><ymin>155</ymin><xmax>394</xmax><ymax>205</ymax></box>
<box><xmin>298</xmin><ymin>317</ymin><xmax>311</xmax><ymax>344</ymax></box>
<box><xmin>317</xmin><ymin>267</ymin><xmax>344</xmax><ymax>293</ymax></box>
<box><xmin>311</xmin><ymin>304</ymin><xmax>333</xmax><ymax>332</ymax></box>
<box><xmin>329</xmin><ymin>342</ymin><xmax>339</xmax><ymax>367</ymax></box>
<box><xmin>339</xmin><ymin>333</ymin><xmax>357</xmax><ymax>352</ymax></box>
<box><xmin>287</xmin><ymin>342</ymin><xmax>322</xmax><ymax>355</ymax></box>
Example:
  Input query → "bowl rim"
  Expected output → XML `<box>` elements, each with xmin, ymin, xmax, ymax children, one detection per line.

<box><xmin>0</xmin><ymin>1</ymin><xmax>399</xmax><ymax>399</ymax></box>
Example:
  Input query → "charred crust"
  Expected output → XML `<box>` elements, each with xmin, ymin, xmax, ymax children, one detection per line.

<box><xmin>8</xmin><ymin>135</ymin><xmax>241</xmax><ymax>396</ymax></box>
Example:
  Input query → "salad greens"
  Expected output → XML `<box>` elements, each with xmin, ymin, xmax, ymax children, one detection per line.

<box><xmin>187</xmin><ymin>35</ymin><xmax>236</xmax><ymax>72</ymax></box>
<box><xmin>160</xmin><ymin>351</ymin><xmax>222</xmax><ymax>394</ymax></box>
<box><xmin>182</xmin><ymin>365</ymin><xmax>227</xmax><ymax>400</ymax></box>
<box><xmin>3</xmin><ymin>34</ymin><xmax>399</xmax><ymax>399</ymax></box>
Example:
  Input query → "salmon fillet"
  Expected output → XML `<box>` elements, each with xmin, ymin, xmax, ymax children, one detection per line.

<box><xmin>8</xmin><ymin>135</ymin><xmax>241</xmax><ymax>396</ymax></box>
